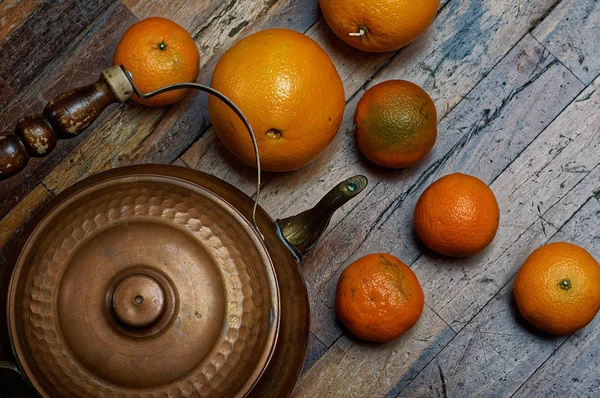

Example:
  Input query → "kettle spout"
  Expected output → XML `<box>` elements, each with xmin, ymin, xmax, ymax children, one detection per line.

<box><xmin>275</xmin><ymin>175</ymin><xmax>368</xmax><ymax>261</ymax></box>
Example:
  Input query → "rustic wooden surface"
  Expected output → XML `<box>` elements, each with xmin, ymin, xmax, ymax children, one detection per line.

<box><xmin>0</xmin><ymin>0</ymin><xmax>599</xmax><ymax>396</ymax></box>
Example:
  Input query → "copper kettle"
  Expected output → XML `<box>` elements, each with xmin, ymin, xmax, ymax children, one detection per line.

<box><xmin>0</xmin><ymin>66</ymin><xmax>367</xmax><ymax>397</ymax></box>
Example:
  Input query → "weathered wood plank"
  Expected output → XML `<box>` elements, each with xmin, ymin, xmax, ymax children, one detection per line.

<box><xmin>302</xmin><ymin>332</ymin><xmax>328</xmax><ymax>375</ymax></box>
<box><xmin>512</xmin><ymin>199</ymin><xmax>600</xmax><ymax>398</ymax></box>
<box><xmin>292</xmin><ymin>306</ymin><xmax>455</xmax><ymax>397</ymax></box>
<box><xmin>180</xmin><ymin>131</ymin><xmax>270</xmax><ymax>198</ymax></box>
<box><xmin>171</xmin><ymin>157</ymin><xmax>190</xmax><ymax>168</ymax></box>
<box><xmin>127</xmin><ymin>0</ymin><xmax>321</xmax><ymax>168</ymax></box>
<box><xmin>294</xmin><ymin>70</ymin><xmax>596</xmax><ymax>398</ymax></box>
<box><xmin>0</xmin><ymin>76</ymin><xmax>15</xmax><ymax>110</ymax></box>
<box><xmin>0</xmin><ymin>0</ymin><xmax>117</xmax><ymax>92</ymax></box>
<box><xmin>421</xmin><ymin>79</ymin><xmax>600</xmax><ymax>331</ymax></box>
<box><xmin>533</xmin><ymin>0</ymin><xmax>600</xmax><ymax>85</ymax></box>
<box><xmin>170</xmin><ymin>2</ymin><xmax>400</xmax><ymax>193</ymax></box>
<box><xmin>0</xmin><ymin>184</ymin><xmax>51</xmax><ymax>254</ymax></box>
<box><xmin>180</xmin><ymin>0</ymin><xmax>559</xmax><ymax>207</ymax></box>
<box><xmin>400</xmin><ymin>197</ymin><xmax>600</xmax><ymax>398</ymax></box>
<box><xmin>359</xmin><ymin>0</ymin><xmax>562</xmax><ymax>121</ymax></box>
<box><xmin>177</xmin><ymin>0</ymin><xmax>450</xmax><ymax>195</ymax></box>
<box><xmin>120</xmin><ymin>0</ymin><xmax>221</xmax><ymax>32</ymax></box>
<box><xmin>0</xmin><ymin>0</ymin><xmax>43</xmax><ymax>44</ymax></box>
<box><xmin>305</xmin><ymin>34</ymin><xmax>583</xmax><ymax>346</ymax></box>
<box><xmin>41</xmin><ymin>0</ymin><xmax>320</xmax><ymax>196</ymax></box>
<box><xmin>0</xmin><ymin>2</ymin><xmax>138</xmax><ymax>220</ymax></box>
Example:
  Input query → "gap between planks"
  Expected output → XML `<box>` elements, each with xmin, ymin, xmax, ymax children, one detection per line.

<box><xmin>292</xmin><ymin>33</ymin><xmax>597</xmax><ymax>398</ymax></box>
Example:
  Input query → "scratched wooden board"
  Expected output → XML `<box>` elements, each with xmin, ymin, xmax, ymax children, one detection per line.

<box><xmin>178</xmin><ymin>2</ymin><xmax>447</xmax><ymax>194</ymax></box>
<box><xmin>120</xmin><ymin>0</ymin><xmax>222</xmax><ymax>32</ymax></box>
<box><xmin>512</xmin><ymin>198</ymin><xmax>600</xmax><ymax>398</ymax></box>
<box><xmin>401</xmin><ymin>197</ymin><xmax>600</xmax><ymax>398</ymax></box>
<box><xmin>115</xmin><ymin>0</ymin><xmax>322</xmax><ymax>170</ymax></box>
<box><xmin>302</xmin><ymin>332</ymin><xmax>329</xmax><ymax>375</ymax></box>
<box><xmin>0</xmin><ymin>78</ymin><xmax>15</xmax><ymax>122</ymax></box>
<box><xmin>1</xmin><ymin>0</ymin><xmax>600</xmax><ymax>397</ymax></box>
<box><xmin>0</xmin><ymin>2</ymin><xmax>137</xmax><ymax>220</ymax></box>
<box><xmin>420</xmin><ymin>78</ymin><xmax>599</xmax><ymax>332</ymax></box>
<box><xmin>42</xmin><ymin>0</ymin><xmax>320</xmax><ymax>195</ymax></box>
<box><xmin>288</xmin><ymin>36</ymin><xmax>589</xmax><ymax>397</ymax></box>
<box><xmin>292</xmin><ymin>306</ymin><xmax>456</xmax><ymax>397</ymax></box>
<box><xmin>0</xmin><ymin>0</ymin><xmax>116</xmax><ymax>91</ymax></box>
<box><xmin>0</xmin><ymin>184</ymin><xmax>51</xmax><ymax>253</ymax></box>
<box><xmin>0</xmin><ymin>0</ymin><xmax>304</xmax><ymax>218</ymax></box>
<box><xmin>179</xmin><ymin>0</ymin><xmax>559</xmax><ymax>224</ymax></box>
<box><xmin>0</xmin><ymin>0</ymin><xmax>44</xmax><ymax>45</ymax></box>
<box><xmin>180</xmin><ymin>0</ymin><xmax>560</xmax><ymax>224</ymax></box>
<box><xmin>307</xmin><ymin>32</ymin><xmax>582</xmax><ymax>343</ymax></box>
<box><xmin>533</xmin><ymin>0</ymin><xmax>600</xmax><ymax>85</ymax></box>
<box><xmin>178</xmin><ymin>0</ymin><xmax>443</xmax><ymax>198</ymax></box>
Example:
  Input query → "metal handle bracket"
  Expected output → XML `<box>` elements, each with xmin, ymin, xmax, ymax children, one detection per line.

<box><xmin>120</xmin><ymin>66</ymin><xmax>264</xmax><ymax>238</ymax></box>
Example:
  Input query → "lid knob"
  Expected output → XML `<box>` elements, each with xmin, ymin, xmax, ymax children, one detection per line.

<box><xmin>112</xmin><ymin>274</ymin><xmax>165</xmax><ymax>328</ymax></box>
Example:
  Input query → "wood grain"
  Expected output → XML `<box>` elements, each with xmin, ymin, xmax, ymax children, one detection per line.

<box><xmin>533</xmin><ymin>0</ymin><xmax>600</xmax><ymax>84</ymax></box>
<box><xmin>0</xmin><ymin>0</ymin><xmax>116</xmax><ymax>92</ymax></box>
<box><xmin>292</xmin><ymin>306</ymin><xmax>455</xmax><ymax>397</ymax></box>
<box><xmin>0</xmin><ymin>0</ymin><xmax>43</xmax><ymax>44</ymax></box>
<box><xmin>400</xmin><ymin>280</ymin><xmax>566</xmax><ymax>397</ymax></box>
<box><xmin>178</xmin><ymin>0</ymin><xmax>450</xmax><ymax>196</ymax></box>
<box><xmin>0</xmin><ymin>2</ymin><xmax>138</xmax><ymax>220</ymax></box>
<box><xmin>171</xmin><ymin>158</ymin><xmax>190</xmax><ymax>168</ymax></box>
<box><xmin>294</xmin><ymin>68</ymin><xmax>596</xmax><ymax>398</ymax></box>
<box><xmin>401</xmin><ymin>197</ymin><xmax>600</xmax><ymax>398</ymax></box>
<box><xmin>512</xmin><ymin>199</ymin><xmax>600</xmax><ymax>398</ymax></box>
<box><xmin>0</xmin><ymin>184</ymin><xmax>51</xmax><ymax>254</ymax></box>
<box><xmin>120</xmin><ymin>0</ymin><xmax>221</xmax><ymax>32</ymax></box>
<box><xmin>302</xmin><ymin>332</ymin><xmax>328</xmax><ymax>375</ymax></box>
<box><xmin>127</xmin><ymin>0</ymin><xmax>320</xmax><ymax>168</ymax></box>
<box><xmin>180</xmin><ymin>0</ymin><xmax>559</xmax><ymax>213</ymax></box>
<box><xmin>305</xmin><ymin>33</ymin><xmax>583</xmax><ymax>347</ymax></box>
<box><xmin>1</xmin><ymin>0</ymin><xmax>599</xmax><ymax>396</ymax></box>
<box><xmin>41</xmin><ymin>0</ymin><xmax>320</xmax><ymax>196</ymax></box>
<box><xmin>422</xmin><ymin>78</ymin><xmax>600</xmax><ymax>331</ymax></box>
<box><xmin>0</xmin><ymin>76</ymin><xmax>15</xmax><ymax>110</ymax></box>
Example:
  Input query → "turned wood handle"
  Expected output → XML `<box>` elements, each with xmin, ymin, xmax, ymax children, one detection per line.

<box><xmin>0</xmin><ymin>66</ymin><xmax>133</xmax><ymax>180</ymax></box>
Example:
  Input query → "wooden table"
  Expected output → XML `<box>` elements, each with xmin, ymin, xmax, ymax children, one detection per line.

<box><xmin>0</xmin><ymin>0</ymin><xmax>599</xmax><ymax>397</ymax></box>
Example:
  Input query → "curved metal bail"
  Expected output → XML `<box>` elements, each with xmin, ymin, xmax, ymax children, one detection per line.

<box><xmin>0</xmin><ymin>360</ymin><xmax>23</xmax><ymax>378</ymax></box>
<box><xmin>120</xmin><ymin>66</ymin><xmax>264</xmax><ymax>239</ymax></box>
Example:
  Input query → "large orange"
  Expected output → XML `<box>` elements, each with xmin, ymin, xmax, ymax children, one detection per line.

<box><xmin>208</xmin><ymin>28</ymin><xmax>345</xmax><ymax>172</ymax></box>
<box><xmin>319</xmin><ymin>0</ymin><xmax>440</xmax><ymax>52</ymax></box>
<box><xmin>355</xmin><ymin>80</ymin><xmax>437</xmax><ymax>168</ymax></box>
<box><xmin>335</xmin><ymin>253</ymin><xmax>424</xmax><ymax>343</ymax></box>
<box><xmin>414</xmin><ymin>173</ymin><xmax>500</xmax><ymax>257</ymax></box>
<box><xmin>113</xmin><ymin>17</ymin><xmax>200</xmax><ymax>107</ymax></box>
<box><xmin>514</xmin><ymin>242</ymin><xmax>600</xmax><ymax>335</ymax></box>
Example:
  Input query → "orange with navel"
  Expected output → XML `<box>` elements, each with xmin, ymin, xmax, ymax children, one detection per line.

<box><xmin>113</xmin><ymin>17</ymin><xmax>200</xmax><ymax>107</ymax></box>
<box><xmin>319</xmin><ymin>0</ymin><xmax>440</xmax><ymax>52</ymax></box>
<box><xmin>335</xmin><ymin>253</ymin><xmax>424</xmax><ymax>343</ymax></box>
<box><xmin>209</xmin><ymin>28</ymin><xmax>345</xmax><ymax>172</ymax></box>
<box><xmin>414</xmin><ymin>173</ymin><xmax>500</xmax><ymax>257</ymax></box>
<box><xmin>355</xmin><ymin>80</ymin><xmax>437</xmax><ymax>168</ymax></box>
<box><xmin>514</xmin><ymin>242</ymin><xmax>600</xmax><ymax>335</ymax></box>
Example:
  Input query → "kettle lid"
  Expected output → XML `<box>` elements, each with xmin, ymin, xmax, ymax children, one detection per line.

<box><xmin>7</xmin><ymin>171</ymin><xmax>280</xmax><ymax>397</ymax></box>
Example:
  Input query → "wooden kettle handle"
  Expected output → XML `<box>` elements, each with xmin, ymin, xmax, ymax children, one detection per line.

<box><xmin>0</xmin><ymin>66</ymin><xmax>133</xmax><ymax>180</ymax></box>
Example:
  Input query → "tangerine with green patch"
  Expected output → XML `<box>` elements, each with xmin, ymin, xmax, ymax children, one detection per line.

<box><xmin>354</xmin><ymin>80</ymin><xmax>437</xmax><ymax>168</ymax></box>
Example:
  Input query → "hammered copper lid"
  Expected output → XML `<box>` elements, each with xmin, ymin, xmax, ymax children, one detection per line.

<box><xmin>8</xmin><ymin>173</ymin><xmax>280</xmax><ymax>397</ymax></box>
